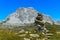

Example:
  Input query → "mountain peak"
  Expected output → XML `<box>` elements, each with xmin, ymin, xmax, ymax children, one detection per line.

<box><xmin>1</xmin><ymin>7</ymin><xmax>60</xmax><ymax>26</ymax></box>
<box><xmin>3</xmin><ymin>7</ymin><xmax>38</xmax><ymax>26</ymax></box>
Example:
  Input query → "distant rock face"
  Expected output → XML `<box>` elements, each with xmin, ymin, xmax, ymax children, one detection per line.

<box><xmin>43</xmin><ymin>15</ymin><xmax>54</xmax><ymax>25</ymax></box>
<box><xmin>2</xmin><ymin>7</ymin><xmax>60</xmax><ymax>26</ymax></box>
<box><xmin>54</xmin><ymin>21</ymin><xmax>60</xmax><ymax>25</ymax></box>
<box><xmin>3</xmin><ymin>7</ymin><xmax>38</xmax><ymax>26</ymax></box>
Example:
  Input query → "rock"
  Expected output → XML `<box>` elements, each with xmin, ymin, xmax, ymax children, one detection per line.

<box><xmin>29</xmin><ymin>34</ymin><xmax>39</xmax><ymax>37</ymax></box>
<box><xmin>18</xmin><ymin>34</ymin><xmax>26</xmax><ymax>37</ymax></box>
<box><xmin>25</xmin><ymin>31</ymin><xmax>29</xmax><ymax>34</ymax></box>
<box><xmin>54</xmin><ymin>21</ymin><xmax>60</xmax><ymax>25</ymax></box>
<box><xmin>3</xmin><ymin>7</ymin><xmax>38</xmax><ymax>26</ymax></box>
<box><xmin>36</xmin><ymin>38</ymin><xmax>41</xmax><ymax>40</ymax></box>
<box><xmin>29</xmin><ymin>31</ymin><xmax>31</xmax><ymax>33</ymax></box>
<box><xmin>42</xmin><ymin>38</ymin><xmax>46</xmax><ymax>40</ymax></box>
<box><xmin>43</xmin><ymin>14</ymin><xmax>54</xmax><ymax>25</ymax></box>
<box><xmin>18</xmin><ymin>29</ymin><xmax>25</xmax><ymax>33</ymax></box>
<box><xmin>24</xmin><ymin>38</ymin><xmax>30</xmax><ymax>40</ymax></box>
<box><xmin>56</xmin><ymin>32</ymin><xmax>60</xmax><ymax>34</ymax></box>
<box><xmin>1</xmin><ymin>7</ymin><xmax>60</xmax><ymax>29</ymax></box>
<box><xmin>46</xmin><ymin>33</ymin><xmax>53</xmax><ymax>36</ymax></box>
<box><xmin>15</xmin><ymin>33</ymin><xmax>18</xmax><ymax>34</ymax></box>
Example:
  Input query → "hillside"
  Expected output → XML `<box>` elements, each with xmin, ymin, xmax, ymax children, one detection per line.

<box><xmin>0</xmin><ymin>7</ymin><xmax>60</xmax><ymax>40</ymax></box>
<box><xmin>0</xmin><ymin>24</ymin><xmax>60</xmax><ymax>40</ymax></box>
<box><xmin>1</xmin><ymin>7</ymin><xmax>60</xmax><ymax>28</ymax></box>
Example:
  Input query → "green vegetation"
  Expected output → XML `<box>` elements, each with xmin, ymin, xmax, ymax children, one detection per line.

<box><xmin>0</xmin><ymin>29</ymin><xmax>21</xmax><ymax>40</ymax></box>
<box><xmin>45</xmin><ymin>24</ymin><xmax>60</xmax><ymax>40</ymax></box>
<box><xmin>0</xmin><ymin>24</ymin><xmax>60</xmax><ymax>40</ymax></box>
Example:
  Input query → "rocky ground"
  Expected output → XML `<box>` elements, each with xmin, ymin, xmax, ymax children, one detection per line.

<box><xmin>0</xmin><ymin>24</ymin><xmax>60</xmax><ymax>40</ymax></box>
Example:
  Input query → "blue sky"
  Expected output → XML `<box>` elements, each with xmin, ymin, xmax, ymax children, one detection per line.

<box><xmin>0</xmin><ymin>0</ymin><xmax>60</xmax><ymax>21</ymax></box>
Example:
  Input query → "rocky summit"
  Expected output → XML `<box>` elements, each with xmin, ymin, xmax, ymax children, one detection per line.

<box><xmin>1</xmin><ymin>7</ymin><xmax>60</xmax><ymax>26</ymax></box>
<box><xmin>2</xmin><ymin>7</ymin><xmax>38</xmax><ymax>26</ymax></box>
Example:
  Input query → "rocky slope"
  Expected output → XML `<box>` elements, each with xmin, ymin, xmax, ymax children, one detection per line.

<box><xmin>2</xmin><ymin>7</ymin><xmax>60</xmax><ymax>26</ymax></box>
<box><xmin>54</xmin><ymin>21</ymin><xmax>60</xmax><ymax>25</ymax></box>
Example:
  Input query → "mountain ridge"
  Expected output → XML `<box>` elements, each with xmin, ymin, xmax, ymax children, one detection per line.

<box><xmin>1</xmin><ymin>7</ymin><xmax>60</xmax><ymax>26</ymax></box>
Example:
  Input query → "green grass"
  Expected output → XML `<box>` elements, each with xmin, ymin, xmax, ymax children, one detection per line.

<box><xmin>0</xmin><ymin>24</ymin><xmax>60</xmax><ymax>40</ymax></box>
<box><xmin>0</xmin><ymin>29</ymin><xmax>25</xmax><ymax>40</ymax></box>
<box><xmin>45</xmin><ymin>24</ymin><xmax>60</xmax><ymax>40</ymax></box>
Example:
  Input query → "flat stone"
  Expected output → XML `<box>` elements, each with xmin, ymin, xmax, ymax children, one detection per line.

<box><xmin>15</xmin><ymin>33</ymin><xmax>18</xmax><ymax>34</ymax></box>
<box><xmin>56</xmin><ymin>32</ymin><xmax>60</xmax><ymax>34</ymax></box>
<box><xmin>24</xmin><ymin>38</ymin><xmax>30</xmax><ymax>40</ymax></box>
<box><xmin>25</xmin><ymin>31</ymin><xmax>29</xmax><ymax>34</ymax></box>
<box><xmin>29</xmin><ymin>31</ymin><xmax>31</xmax><ymax>33</ymax></box>
<box><xmin>18</xmin><ymin>34</ymin><xmax>26</xmax><ymax>37</ymax></box>
<box><xmin>36</xmin><ymin>38</ymin><xmax>41</xmax><ymax>40</ymax></box>
<box><xmin>46</xmin><ymin>33</ymin><xmax>53</xmax><ymax>36</ymax></box>
<box><xmin>18</xmin><ymin>29</ymin><xmax>25</xmax><ymax>33</ymax></box>
<box><xmin>29</xmin><ymin>34</ymin><xmax>39</xmax><ymax>37</ymax></box>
